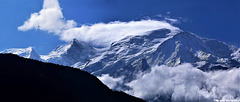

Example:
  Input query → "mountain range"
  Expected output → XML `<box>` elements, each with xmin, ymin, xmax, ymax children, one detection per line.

<box><xmin>1</xmin><ymin>28</ymin><xmax>240</xmax><ymax>101</ymax></box>
<box><xmin>2</xmin><ymin>28</ymin><xmax>239</xmax><ymax>72</ymax></box>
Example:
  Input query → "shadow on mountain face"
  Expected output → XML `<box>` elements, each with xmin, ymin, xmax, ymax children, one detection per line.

<box><xmin>0</xmin><ymin>54</ymin><xmax>144</xmax><ymax>102</ymax></box>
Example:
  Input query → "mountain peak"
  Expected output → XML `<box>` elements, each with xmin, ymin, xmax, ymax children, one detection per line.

<box><xmin>44</xmin><ymin>39</ymin><xmax>96</xmax><ymax>66</ymax></box>
<box><xmin>0</xmin><ymin>47</ymin><xmax>40</xmax><ymax>60</ymax></box>
<box><xmin>145</xmin><ymin>29</ymin><xmax>171</xmax><ymax>38</ymax></box>
<box><xmin>26</xmin><ymin>46</ymin><xmax>33</xmax><ymax>50</ymax></box>
<box><xmin>72</xmin><ymin>38</ymin><xmax>79</xmax><ymax>42</ymax></box>
<box><xmin>71</xmin><ymin>38</ymin><xmax>80</xmax><ymax>45</ymax></box>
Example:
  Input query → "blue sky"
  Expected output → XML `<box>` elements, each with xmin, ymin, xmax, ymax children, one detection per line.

<box><xmin>0</xmin><ymin>0</ymin><xmax>239</xmax><ymax>54</ymax></box>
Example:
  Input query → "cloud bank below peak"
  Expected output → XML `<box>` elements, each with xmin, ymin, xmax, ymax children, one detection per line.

<box><xmin>125</xmin><ymin>64</ymin><xmax>240</xmax><ymax>102</ymax></box>
<box><xmin>18</xmin><ymin>0</ymin><xmax>180</xmax><ymax>47</ymax></box>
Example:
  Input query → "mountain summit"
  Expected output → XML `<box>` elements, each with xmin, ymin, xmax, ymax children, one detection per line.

<box><xmin>41</xmin><ymin>39</ymin><xmax>96</xmax><ymax>66</ymax></box>
<box><xmin>0</xmin><ymin>47</ymin><xmax>41</xmax><ymax>60</ymax></box>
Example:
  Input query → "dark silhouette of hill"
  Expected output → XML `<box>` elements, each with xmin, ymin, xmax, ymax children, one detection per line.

<box><xmin>0</xmin><ymin>54</ymin><xmax>144</xmax><ymax>102</ymax></box>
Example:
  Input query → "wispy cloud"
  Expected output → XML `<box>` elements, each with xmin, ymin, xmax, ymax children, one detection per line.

<box><xmin>60</xmin><ymin>20</ymin><xmax>179</xmax><ymax>47</ymax></box>
<box><xmin>164</xmin><ymin>17</ymin><xmax>179</xmax><ymax>24</ymax></box>
<box><xmin>18</xmin><ymin>0</ymin><xmax>179</xmax><ymax>47</ymax></box>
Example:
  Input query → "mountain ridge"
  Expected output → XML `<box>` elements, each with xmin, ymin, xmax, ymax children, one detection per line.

<box><xmin>2</xmin><ymin>28</ymin><xmax>239</xmax><ymax>75</ymax></box>
<box><xmin>1</xmin><ymin>28</ymin><xmax>240</xmax><ymax>101</ymax></box>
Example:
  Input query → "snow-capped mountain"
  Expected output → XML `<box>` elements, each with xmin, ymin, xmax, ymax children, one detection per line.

<box><xmin>41</xmin><ymin>39</ymin><xmax>96</xmax><ymax>67</ymax></box>
<box><xmin>2</xmin><ymin>29</ymin><xmax>239</xmax><ymax>74</ymax></box>
<box><xmin>0</xmin><ymin>39</ymin><xmax>97</xmax><ymax>67</ymax></box>
<box><xmin>1</xmin><ymin>28</ymin><xmax>240</xmax><ymax>102</ymax></box>
<box><xmin>80</xmin><ymin>28</ymin><xmax>240</xmax><ymax>102</ymax></box>
<box><xmin>0</xmin><ymin>47</ymin><xmax>41</xmax><ymax>60</ymax></box>
<box><xmin>82</xmin><ymin>29</ymin><xmax>239</xmax><ymax>79</ymax></box>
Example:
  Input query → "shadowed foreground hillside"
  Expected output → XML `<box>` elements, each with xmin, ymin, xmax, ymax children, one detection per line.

<box><xmin>0</xmin><ymin>54</ymin><xmax>144</xmax><ymax>102</ymax></box>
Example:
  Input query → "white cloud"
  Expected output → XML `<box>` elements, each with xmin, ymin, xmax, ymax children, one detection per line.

<box><xmin>125</xmin><ymin>64</ymin><xmax>240</xmax><ymax>102</ymax></box>
<box><xmin>165</xmin><ymin>17</ymin><xmax>179</xmax><ymax>24</ymax></box>
<box><xmin>60</xmin><ymin>20</ymin><xmax>179</xmax><ymax>47</ymax></box>
<box><xmin>18</xmin><ymin>0</ymin><xmax>77</xmax><ymax>34</ymax></box>
<box><xmin>97</xmin><ymin>74</ymin><xmax>124</xmax><ymax>89</ymax></box>
<box><xmin>18</xmin><ymin>0</ymin><xmax>180</xmax><ymax>47</ymax></box>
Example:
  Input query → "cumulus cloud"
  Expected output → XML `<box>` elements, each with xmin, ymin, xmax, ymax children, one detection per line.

<box><xmin>18</xmin><ymin>0</ymin><xmax>77</xmax><ymax>34</ymax></box>
<box><xmin>97</xmin><ymin>74</ymin><xmax>124</xmax><ymax>89</ymax></box>
<box><xmin>18</xmin><ymin>0</ymin><xmax>180</xmax><ymax>47</ymax></box>
<box><xmin>125</xmin><ymin>64</ymin><xmax>240</xmax><ymax>102</ymax></box>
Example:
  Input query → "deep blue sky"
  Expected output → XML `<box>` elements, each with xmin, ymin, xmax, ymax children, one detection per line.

<box><xmin>0</xmin><ymin>0</ymin><xmax>239</xmax><ymax>54</ymax></box>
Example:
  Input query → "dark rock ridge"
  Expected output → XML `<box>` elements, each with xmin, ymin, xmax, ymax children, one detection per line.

<box><xmin>0</xmin><ymin>54</ymin><xmax>144</xmax><ymax>102</ymax></box>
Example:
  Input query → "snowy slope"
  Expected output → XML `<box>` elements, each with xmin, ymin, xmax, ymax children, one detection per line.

<box><xmin>41</xmin><ymin>39</ymin><xmax>96</xmax><ymax>67</ymax></box>
<box><xmin>82</xmin><ymin>29</ymin><xmax>238</xmax><ymax>80</ymax></box>
<box><xmin>232</xmin><ymin>48</ymin><xmax>240</xmax><ymax>62</ymax></box>
<box><xmin>0</xmin><ymin>39</ymin><xmax>97</xmax><ymax>67</ymax></box>
<box><xmin>0</xmin><ymin>47</ymin><xmax>41</xmax><ymax>60</ymax></box>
